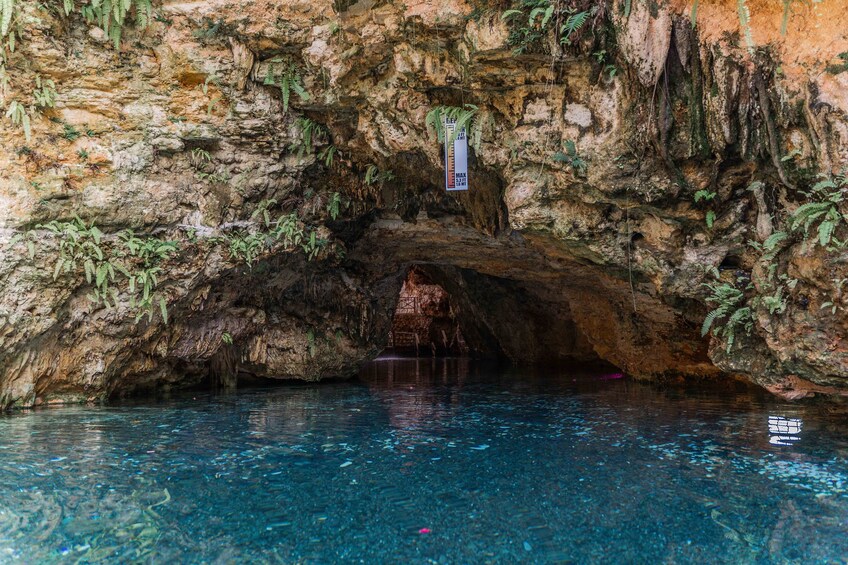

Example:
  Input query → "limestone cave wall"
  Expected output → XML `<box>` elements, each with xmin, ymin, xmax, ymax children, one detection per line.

<box><xmin>1</xmin><ymin>0</ymin><xmax>848</xmax><ymax>407</ymax></box>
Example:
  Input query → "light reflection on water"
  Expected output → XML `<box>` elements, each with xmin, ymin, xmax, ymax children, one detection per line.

<box><xmin>0</xmin><ymin>359</ymin><xmax>847</xmax><ymax>563</ymax></box>
<box><xmin>769</xmin><ymin>416</ymin><xmax>803</xmax><ymax>446</ymax></box>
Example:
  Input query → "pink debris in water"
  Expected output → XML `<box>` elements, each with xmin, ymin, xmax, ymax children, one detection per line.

<box><xmin>598</xmin><ymin>373</ymin><xmax>625</xmax><ymax>380</ymax></box>
<box><xmin>418</xmin><ymin>528</ymin><xmax>431</xmax><ymax>534</ymax></box>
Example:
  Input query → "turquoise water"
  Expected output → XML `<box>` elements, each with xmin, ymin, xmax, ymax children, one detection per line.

<box><xmin>1</xmin><ymin>359</ymin><xmax>847</xmax><ymax>563</ymax></box>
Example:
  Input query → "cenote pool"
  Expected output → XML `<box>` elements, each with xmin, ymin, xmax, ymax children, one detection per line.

<box><xmin>1</xmin><ymin>359</ymin><xmax>847</xmax><ymax>563</ymax></box>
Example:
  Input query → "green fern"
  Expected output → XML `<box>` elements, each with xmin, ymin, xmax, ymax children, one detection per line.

<box><xmin>32</xmin><ymin>76</ymin><xmax>57</xmax><ymax>109</ymax></box>
<box><xmin>5</xmin><ymin>99</ymin><xmax>30</xmax><ymax>140</ymax></box>
<box><xmin>560</xmin><ymin>9</ymin><xmax>593</xmax><ymax>46</ymax></box>
<box><xmin>693</xmin><ymin>189</ymin><xmax>716</xmax><ymax>203</ymax></box>
<box><xmin>264</xmin><ymin>57</ymin><xmax>310</xmax><ymax>114</ymax></box>
<box><xmin>425</xmin><ymin>104</ymin><xmax>479</xmax><ymax>146</ymax></box>
<box><xmin>327</xmin><ymin>192</ymin><xmax>343</xmax><ymax>220</ymax></box>
<box><xmin>250</xmin><ymin>198</ymin><xmax>278</xmax><ymax>228</ymax></box>
<box><xmin>289</xmin><ymin>118</ymin><xmax>326</xmax><ymax>161</ymax></box>
<box><xmin>79</xmin><ymin>0</ymin><xmax>153</xmax><ymax>49</ymax></box>
<box><xmin>364</xmin><ymin>164</ymin><xmax>394</xmax><ymax>186</ymax></box>
<box><xmin>552</xmin><ymin>140</ymin><xmax>587</xmax><ymax>176</ymax></box>
<box><xmin>789</xmin><ymin>172</ymin><xmax>848</xmax><ymax>249</ymax></box>
<box><xmin>701</xmin><ymin>279</ymin><xmax>753</xmax><ymax>353</ymax></box>
<box><xmin>318</xmin><ymin>145</ymin><xmax>337</xmax><ymax>167</ymax></box>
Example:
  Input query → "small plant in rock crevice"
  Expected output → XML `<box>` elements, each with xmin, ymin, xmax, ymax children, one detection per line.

<box><xmin>425</xmin><ymin>104</ymin><xmax>480</xmax><ymax>149</ymax></box>
<box><xmin>327</xmin><ymin>192</ymin><xmax>343</xmax><ymax>220</ymax></box>
<box><xmin>37</xmin><ymin>216</ymin><xmax>123</xmax><ymax>308</ymax></box>
<box><xmin>694</xmin><ymin>188</ymin><xmax>717</xmax><ymax>229</ymax></box>
<box><xmin>318</xmin><ymin>145</ymin><xmax>338</xmax><ymax>167</ymax></box>
<box><xmin>701</xmin><ymin>228</ymin><xmax>797</xmax><ymax>353</ymax></box>
<box><xmin>552</xmin><ymin>140</ymin><xmax>587</xmax><ymax>176</ymax></box>
<box><xmin>12</xmin><ymin>205</ymin><xmax>337</xmax><ymax>326</ymax></box>
<box><xmin>701</xmin><ymin>275</ymin><xmax>753</xmax><ymax>353</ymax></box>
<box><xmin>364</xmin><ymin>164</ymin><xmax>394</xmax><ymax>187</ymax></box>
<box><xmin>501</xmin><ymin>0</ymin><xmax>600</xmax><ymax>55</ymax></box>
<box><xmin>217</xmin><ymin>202</ymin><xmax>330</xmax><ymax>267</ymax></box>
<box><xmin>117</xmin><ymin>230</ymin><xmax>179</xmax><ymax>323</ymax></box>
<box><xmin>821</xmin><ymin>278</ymin><xmax>848</xmax><ymax>315</ymax></box>
<box><xmin>789</xmin><ymin>171</ymin><xmax>848</xmax><ymax>250</ymax></box>
<box><xmin>263</xmin><ymin>56</ymin><xmax>310</xmax><ymax>114</ymax></box>
<box><xmin>289</xmin><ymin>117</ymin><xmax>328</xmax><ymax>162</ymax></box>
<box><xmin>190</xmin><ymin>148</ymin><xmax>230</xmax><ymax>183</ymax></box>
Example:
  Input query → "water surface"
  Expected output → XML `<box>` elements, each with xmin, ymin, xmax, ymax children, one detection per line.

<box><xmin>1</xmin><ymin>359</ymin><xmax>847</xmax><ymax>563</ymax></box>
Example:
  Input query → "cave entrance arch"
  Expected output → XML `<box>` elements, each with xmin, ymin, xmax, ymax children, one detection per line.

<box><xmin>385</xmin><ymin>267</ymin><xmax>468</xmax><ymax>357</ymax></box>
<box><xmin>380</xmin><ymin>265</ymin><xmax>604</xmax><ymax>366</ymax></box>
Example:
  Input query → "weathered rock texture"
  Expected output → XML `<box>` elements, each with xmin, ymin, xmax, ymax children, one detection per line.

<box><xmin>1</xmin><ymin>0</ymin><xmax>848</xmax><ymax>407</ymax></box>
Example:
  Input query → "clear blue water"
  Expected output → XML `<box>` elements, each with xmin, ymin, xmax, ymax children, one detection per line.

<box><xmin>1</xmin><ymin>359</ymin><xmax>847</xmax><ymax>563</ymax></box>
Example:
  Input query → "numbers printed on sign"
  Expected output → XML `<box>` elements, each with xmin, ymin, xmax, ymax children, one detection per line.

<box><xmin>444</xmin><ymin>117</ymin><xmax>469</xmax><ymax>192</ymax></box>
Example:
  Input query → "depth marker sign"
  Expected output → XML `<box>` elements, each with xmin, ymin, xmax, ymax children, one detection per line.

<box><xmin>443</xmin><ymin>117</ymin><xmax>469</xmax><ymax>191</ymax></box>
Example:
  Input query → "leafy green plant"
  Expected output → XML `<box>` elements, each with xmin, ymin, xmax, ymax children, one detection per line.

<box><xmin>5</xmin><ymin>100</ymin><xmax>30</xmax><ymax>140</ymax></box>
<box><xmin>32</xmin><ymin>75</ymin><xmax>56</xmax><ymax>109</ymax></box>
<box><xmin>223</xmin><ymin>231</ymin><xmax>267</xmax><ymax>267</ymax></box>
<box><xmin>501</xmin><ymin>0</ymin><xmax>551</xmax><ymax>54</ymax></box>
<box><xmin>364</xmin><ymin>164</ymin><xmax>394</xmax><ymax>186</ymax></box>
<box><xmin>318</xmin><ymin>144</ymin><xmax>337</xmax><ymax>167</ymax></box>
<box><xmin>592</xmin><ymin>50</ymin><xmax>617</xmax><ymax>79</ymax></box>
<box><xmin>61</xmin><ymin>122</ymin><xmax>81</xmax><ymax>141</ymax></box>
<box><xmin>38</xmin><ymin>216</ymin><xmax>121</xmax><ymax>307</ymax></box>
<box><xmin>560</xmin><ymin>7</ymin><xmax>594</xmax><ymax>46</ymax></box>
<box><xmin>190</xmin><ymin>147</ymin><xmax>211</xmax><ymax>167</ymax></box>
<box><xmin>826</xmin><ymin>52</ymin><xmax>848</xmax><ymax>75</ymax></box>
<box><xmin>553</xmin><ymin>140</ymin><xmax>587</xmax><ymax>176</ymax></box>
<box><xmin>426</xmin><ymin>104</ymin><xmax>479</xmax><ymax>147</ymax></box>
<box><xmin>190</xmin><ymin>148</ymin><xmax>229</xmax><ymax>182</ymax></box>
<box><xmin>788</xmin><ymin>171</ymin><xmax>848</xmax><ymax>249</ymax></box>
<box><xmin>701</xmin><ymin>277</ymin><xmax>753</xmax><ymax>353</ymax></box>
<box><xmin>77</xmin><ymin>148</ymin><xmax>89</xmax><ymax>161</ymax></box>
<box><xmin>269</xmin><ymin>212</ymin><xmax>305</xmax><ymax>249</ymax></box>
<box><xmin>200</xmin><ymin>74</ymin><xmax>221</xmax><ymax>116</ymax></box>
<box><xmin>118</xmin><ymin>230</ymin><xmax>179</xmax><ymax>265</ymax></box>
<box><xmin>301</xmin><ymin>231</ymin><xmax>325</xmax><ymax>260</ymax></box>
<box><xmin>251</xmin><ymin>199</ymin><xmax>278</xmax><ymax>228</ymax></box>
<box><xmin>757</xmin><ymin>273</ymin><xmax>797</xmax><ymax>315</ymax></box>
<box><xmin>0</xmin><ymin>0</ymin><xmax>14</xmax><ymax>40</ymax></box>
<box><xmin>502</xmin><ymin>0</ymin><xmax>596</xmax><ymax>52</ymax></box>
<box><xmin>118</xmin><ymin>230</ymin><xmax>178</xmax><ymax>323</ymax></box>
<box><xmin>821</xmin><ymin>278</ymin><xmax>848</xmax><ymax>315</ymax></box>
<box><xmin>694</xmin><ymin>189</ymin><xmax>716</xmax><ymax>203</ymax></box>
<box><xmin>9</xmin><ymin>229</ymin><xmax>37</xmax><ymax>260</ymax></box>
<box><xmin>263</xmin><ymin>57</ymin><xmax>310</xmax><ymax>114</ymax></box>
<box><xmin>694</xmin><ymin>189</ymin><xmax>717</xmax><ymax>228</ymax></box>
<box><xmin>77</xmin><ymin>0</ymin><xmax>153</xmax><ymax>49</ymax></box>
<box><xmin>222</xmin><ymin>332</ymin><xmax>234</xmax><ymax>345</ymax></box>
<box><xmin>289</xmin><ymin>118</ymin><xmax>326</xmax><ymax>161</ymax></box>
<box><xmin>327</xmin><ymin>192</ymin><xmax>343</xmax><ymax>220</ymax></box>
